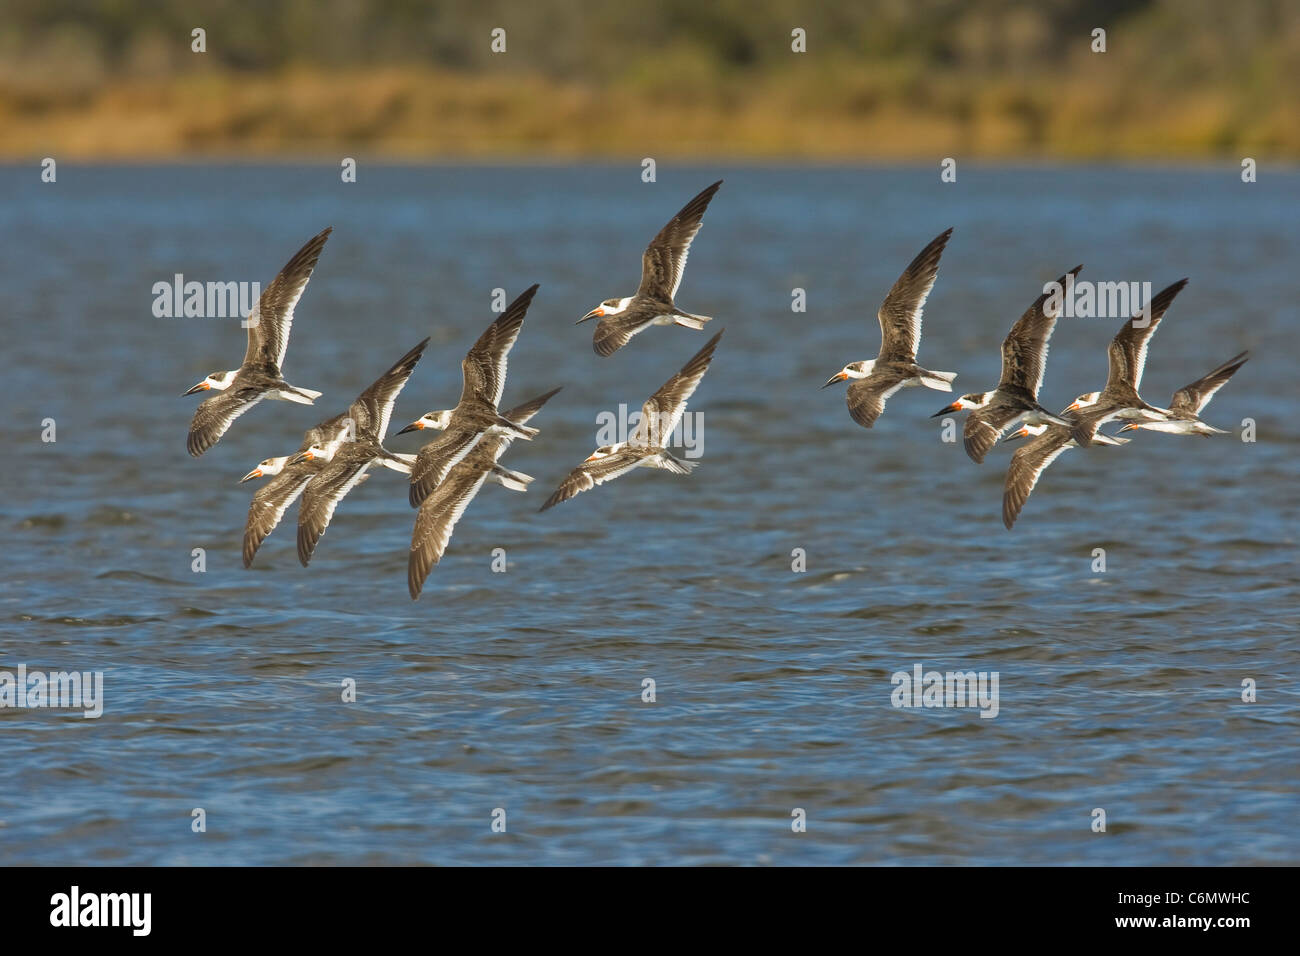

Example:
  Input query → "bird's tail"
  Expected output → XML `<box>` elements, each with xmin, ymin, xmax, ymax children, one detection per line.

<box><xmin>380</xmin><ymin>453</ymin><xmax>415</xmax><ymax>474</ymax></box>
<box><xmin>918</xmin><ymin>368</ymin><xmax>957</xmax><ymax>392</ymax></box>
<box><xmin>277</xmin><ymin>387</ymin><xmax>321</xmax><ymax>405</ymax></box>
<box><xmin>658</xmin><ymin>452</ymin><xmax>699</xmax><ymax>476</ymax></box>
<box><xmin>494</xmin><ymin>415</ymin><xmax>539</xmax><ymax>440</ymax></box>
<box><xmin>672</xmin><ymin>312</ymin><xmax>712</xmax><ymax>330</ymax></box>
<box><xmin>489</xmin><ymin>465</ymin><xmax>533</xmax><ymax>491</ymax></box>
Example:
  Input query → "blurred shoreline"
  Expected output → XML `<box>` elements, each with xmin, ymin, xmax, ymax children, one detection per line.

<box><xmin>4</xmin><ymin>2</ymin><xmax>1297</xmax><ymax>162</ymax></box>
<box><xmin>5</xmin><ymin>54</ymin><xmax>1296</xmax><ymax>163</ymax></box>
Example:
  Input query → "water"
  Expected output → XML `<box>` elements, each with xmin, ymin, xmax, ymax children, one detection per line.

<box><xmin>1</xmin><ymin>164</ymin><xmax>1296</xmax><ymax>865</ymax></box>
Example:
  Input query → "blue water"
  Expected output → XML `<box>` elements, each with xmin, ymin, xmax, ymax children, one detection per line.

<box><xmin>1</xmin><ymin>164</ymin><xmax>1296</xmax><ymax>864</ymax></box>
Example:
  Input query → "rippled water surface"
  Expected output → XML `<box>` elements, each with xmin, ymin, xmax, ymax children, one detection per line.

<box><xmin>1</xmin><ymin>164</ymin><xmax>1297</xmax><ymax>864</ymax></box>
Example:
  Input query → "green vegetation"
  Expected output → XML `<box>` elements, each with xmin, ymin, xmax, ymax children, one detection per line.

<box><xmin>2</xmin><ymin>0</ymin><xmax>1296</xmax><ymax>160</ymax></box>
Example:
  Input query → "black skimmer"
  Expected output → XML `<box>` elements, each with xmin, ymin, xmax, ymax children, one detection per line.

<box><xmin>275</xmin><ymin>339</ymin><xmax>430</xmax><ymax>567</ymax></box>
<box><xmin>577</xmin><ymin>180</ymin><xmax>721</xmax><ymax>357</ymax></box>
<box><xmin>540</xmin><ymin>330</ymin><xmax>723</xmax><ymax>512</ymax></box>
<box><xmin>239</xmin><ymin>417</ymin><xmax>349</xmax><ymax>568</ymax></box>
<box><xmin>823</xmin><ymin>228</ymin><xmax>958</xmax><ymax>428</ymax></box>
<box><xmin>1118</xmin><ymin>351</ymin><xmax>1249</xmax><ymax>437</ymax></box>
<box><xmin>398</xmin><ymin>284</ymin><xmax>540</xmax><ymax>508</ymax></box>
<box><xmin>933</xmin><ymin>266</ymin><xmax>1082</xmax><ymax>463</ymax></box>
<box><xmin>1000</xmin><ymin>418</ymin><xmax>1130</xmax><ymax>530</ymax></box>
<box><xmin>1065</xmin><ymin>279</ymin><xmax>1189</xmax><ymax>446</ymax></box>
<box><xmin>185</xmin><ymin>227</ymin><xmax>331</xmax><ymax>457</ymax></box>
<box><xmin>408</xmin><ymin>387</ymin><xmax>561</xmax><ymax>600</ymax></box>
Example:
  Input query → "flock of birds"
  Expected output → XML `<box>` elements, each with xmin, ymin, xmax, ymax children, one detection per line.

<box><xmin>183</xmin><ymin>181</ymin><xmax>1248</xmax><ymax>598</ymax></box>
<box><xmin>184</xmin><ymin>183</ymin><xmax>727</xmax><ymax>599</ymax></box>
<box><xmin>819</xmin><ymin>227</ymin><xmax>1247</xmax><ymax>528</ymax></box>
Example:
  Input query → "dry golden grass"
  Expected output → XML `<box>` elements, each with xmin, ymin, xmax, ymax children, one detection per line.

<box><xmin>2</xmin><ymin>63</ymin><xmax>1296</xmax><ymax>161</ymax></box>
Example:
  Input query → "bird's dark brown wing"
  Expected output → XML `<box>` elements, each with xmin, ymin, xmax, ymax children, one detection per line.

<box><xmin>349</xmin><ymin>338</ymin><xmax>429</xmax><ymax>441</ymax></box>
<box><xmin>633</xmin><ymin>331</ymin><xmax>723</xmax><ymax>447</ymax></box>
<box><xmin>1000</xmin><ymin>265</ymin><xmax>1081</xmax><ymax>396</ymax></box>
<box><xmin>187</xmin><ymin>387</ymin><xmax>264</xmax><ymax>457</ymax></box>
<box><xmin>963</xmin><ymin>402</ymin><xmax>1025</xmax><ymax>464</ymax></box>
<box><xmin>1103</xmin><ymin>278</ymin><xmax>1188</xmax><ymax>398</ymax></box>
<box><xmin>845</xmin><ymin>368</ymin><xmax>910</xmax><ymax>429</ymax></box>
<box><xmin>1002</xmin><ymin>427</ymin><xmax>1074</xmax><ymax>530</ymax></box>
<box><xmin>459</xmin><ymin>284</ymin><xmax>538</xmax><ymax>407</ymax></box>
<box><xmin>243</xmin><ymin>226</ymin><xmax>332</xmax><ymax>370</ymax></box>
<box><xmin>1169</xmin><ymin>351</ymin><xmax>1248</xmax><ymax>415</ymax></box>
<box><xmin>408</xmin><ymin>429</ymin><xmax>484</xmax><ymax>507</ymax></box>
<box><xmin>592</xmin><ymin>312</ymin><xmax>656</xmax><ymax>357</ymax></box>
<box><xmin>876</xmin><ymin>228</ymin><xmax>953</xmax><ymax>363</ymax></box>
<box><xmin>243</xmin><ymin>466</ymin><xmax>315</xmax><ymax>568</ymax></box>
<box><xmin>295</xmin><ymin>459</ymin><xmax>371</xmax><ymax>567</ymax></box>
<box><xmin>539</xmin><ymin>451</ymin><xmax>647</xmax><ymax>511</ymax></box>
<box><xmin>407</xmin><ymin>470</ymin><xmax>492</xmax><ymax>599</ymax></box>
<box><xmin>637</xmin><ymin>180</ymin><xmax>722</xmax><ymax>301</ymax></box>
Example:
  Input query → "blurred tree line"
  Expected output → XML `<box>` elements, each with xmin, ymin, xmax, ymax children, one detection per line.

<box><xmin>2</xmin><ymin>0</ymin><xmax>1296</xmax><ymax>158</ymax></box>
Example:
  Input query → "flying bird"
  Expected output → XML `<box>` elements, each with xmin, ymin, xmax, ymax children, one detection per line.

<box><xmin>239</xmin><ymin>415</ymin><xmax>351</xmax><ymax>568</ymax></box>
<box><xmin>1000</xmin><ymin>417</ymin><xmax>1131</xmax><ymax>530</ymax></box>
<box><xmin>1118</xmin><ymin>351</ymin><xmax>1248</xmax><ymax>437</ymax></box>
<box><xmin>1064</xmin><ymin>279</ymin><xmax>1189</xmax><ymax>446</ymax></box>
<box><xmin>408</xmin><ymin>387</ymin><xmax>561</xmax><ymax>600</ymax></box>
<box><xmin>281</xmin><ymin>339</ymin><xmax>430</xmax><ymax>567</ymax></box>
<box><xmin>824</xmin><ymin>228</ymin><xmax>958</xmax><ymax>428</ymax></box>
<box><xmin>185</xmin><ymin>227</ymin><xmax>331</xmax><ymax>457</ymax></box>
<box><xmin>399</xmin><ymin>285</ymin><xmax>540</xmax><ymax>508</ymax></box>
<box><xmin>933</xmin><ymin>266</ymin><xmax>1082</xmax><ymax>463</ymax></box>
<box><xmin>541</xmin><ymin>330</ymin><xmax>723</xmax><ymax>512</ymax></box>
<box><xmin>577</xmin><ymin>180</ymin><xmax>722</xmax><ymax>357</ymax></box>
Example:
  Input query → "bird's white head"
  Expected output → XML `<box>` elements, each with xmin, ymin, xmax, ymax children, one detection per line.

<box><xmin>184</xmin><ymin>370</ymin><xmax>237</xmax><ymax>396</ymax></box>
<box><xmin>822</xmin><ymin>360</ymin><xmax>873</xmax><ymax>389</ymax></box>
<box><xmin>578</xmin><ymin>297</ymin><xmax>632</xmax><ymax>324</ymax></box>
<box><xmin>240</xmin><ymin>455</ymin><xmax>290</xmax><ymax>483</ymax></box>
<box><xmin>932</xmin><ymin>391</ymin><xmax>991</xmax><ymax>417</ymax></box>
<box><xmin>289</xmin><ymin>444</ymin><xmax>328</xmax><ymax>465</ymax></box>
<box><xmin>1065</xmin><ymin>391</ymin><xmax>1101</xmax><ymax>412</ymax></box>
<box><xmin>288</xmin><ymin>423</ymin><xmax>349</xmax><ymax>466</ymax></box>
<box><xmin>397</xmin><ymin>410</ymin><xmax>452</xmax><ymax>435</ymax></box>
<box><xmin>584</xmin><ymin>442</ymin><xmax>626</xmax><ymax>462</ymax></box>
<box><xmin>1003</xmin><ymin>422</ymin><xmax>1050</xmax><ymax>444</ymax></box>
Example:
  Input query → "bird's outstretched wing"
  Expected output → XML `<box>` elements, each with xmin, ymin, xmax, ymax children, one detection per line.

<box><xmin>296</xmin><ymin>460</ymin><xmax>371</xmax><ymax>566</ymax></box>
<box><xmin>539</xmin><ymin>452</ymin><xmax>647</xmax><ymax>511</ymax></box>
<box><xmin>1169</xmin><ymin>351</ymin><xmax>1248</xmax><ymax>415</ymax></box>
<box><xmin>459</xmin><ymin>284</ymin><xmax>538</xmax><ymax>407</ymax></box>
<box><xmin>632</xmin><ymin>330</ymin><xmax>723</xmax><ymax>447</ymax></box>
<box><xmin>637</xmin><ymin>180</ymin><xmax>722</xmax><ymax>301</ymax></box>
<box><xmin>876</xmin><ymin>228</ymin><xmax>953</xmax><ymax>363</ymax></box>
<box><xmin>243</xmin><ymin>226</ymin><xmax>332</xmax><ymax>371</ymax></box>
<box><xmin>187</xmin><ymin>388</ymin><xmax>265</xmax><ymax>457</ymax></box>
